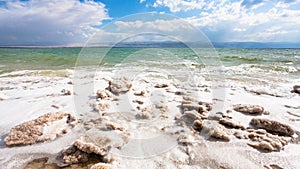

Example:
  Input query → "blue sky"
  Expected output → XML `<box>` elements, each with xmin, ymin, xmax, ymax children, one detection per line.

<box><xmin>0</xmin><ymin>0</ymin><xmax>299</xmax><ymax>46</ymax></box>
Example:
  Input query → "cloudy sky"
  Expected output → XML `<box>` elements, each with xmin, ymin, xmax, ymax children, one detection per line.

<box><xmin>0</xmin><ymin>0</ymin><xmax>299</xmax><ymax>46</ymax></box>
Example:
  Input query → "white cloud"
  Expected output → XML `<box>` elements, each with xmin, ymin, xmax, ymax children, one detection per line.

<box><xmin>87</xmin><ymin>17</ymin><xmax>210</xmax><ymax>44</ymax></box>
<box><xmin>153</xmin><ymin>0</ymin><xmax>206</xmax><ymax>12</ymax></box>
<box><xmin>0</xmin><ymin>0</ymin><xmax>110</xmax><ymax>46</ymax></box>
<box><xmin>148</xmin><ymin>0</ymin><xmax>300</xmax><ymax>42</ymax></box>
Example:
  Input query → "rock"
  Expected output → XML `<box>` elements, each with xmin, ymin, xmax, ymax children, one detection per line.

<box><xmin>179</xmin><ymin>110</ymin><xmax>202</xmax><ymax>126</ymax></box>
<box><xmin>177</xmin><ymin>134</ymin><xmax>195</xmax><ymax>146</ymax></box>
<box><xmin>199</xmin><ymin>101</ymin><xmax>212</xmax><ymax>111</ymax></box>
<box><xmin>93</xmin><ymin>103</ymin><xmax>110</xmax><ymax>112</ymax></box>
<box><xmin>155</xmin><ymin>103</ymin><xmax>168</xmax><ymax>118</ymax></box>
<box><xmin>247</xmin><ymin>131</ymin><xmax>289</xmax><ymax>151</ymax></box>
<box><xmin>194</xmin><ymin>120</ymin><xmax>230</xmax><ymax>141</ymax></box>
<box><xmin>132</xmin><ymin>100</ymin><xmax>144</xmax><ymax>105</ymax></box>
<box><xmin>74</xmin><ymin>137</ymin><xmax>110</xmax><ymax>156</ymax></box>
<box><xmin>234</xmin><ymin>131</ymin><xmax>248</xmax><ymax>139</ymax></box>
<box><xmin>292</xmin><ymin>85</ymin><xmax>300</xmax><ymax>94</ymax></box>
<box><xmin>106</xmin><ymin>77</ymin><xmax>132</xmax><ymax>95</ymax></box>
<box><xmin>61</xmin><ymin>145</ymin><xmax>90</xmax><ymax>164</ymax></box>
<box><xmin>61</xmin><ymin>89</ymin><xmax>72</xmax><ymax>95</ymax></box>
<box><xmin>106</xmin><ymin>122</ymin><xmax>125</xmax><ymax>131</ymax></box>
<box><xmin>60</xmin><ymin>132</ymin><xmax>119</xmax><ymax>166</ymax></box>
<box><xmin>175</xmin><ymin>91</ymin><xmax>184</xmax><ymax>95</ymax></box>
<box><xmin>233</xmin><ymin>104</ymin><xmax>267</xmax><ymax>115</ymax></box>
<box><xmin>182</xmin><ymin>103</ymin><xmax>210</xmax><ymax>114</ymax></box>
<box><xmin>154</xmin><ymin>83</ymin><xmax>168</xmax><ymax>88</ymax></box>
<box><xmin>219</xmin><ymin>118</ymin><xmax>246</xmax><ymax>130</ymax></box>
<box><xmin>192</xmin><ymin>120</ymin><xmax>203</xmax><ymax>131</ymax></box>
<box><xmin>250</xmin><ymin>118</ymin><xmax>294</xmax><ymax>136</ymax></box>
<box><xmin>96</xmin><ymin>90</ymin><xmax>112</xmax><ymax>100</ymax></box>
<box><xmin>90</xmin><ymin>163</ymin><xmax>116</xmax><ymax>169</ymax></box>
<box><xmin>5</xmin><ymin>112</ymin><xmax>77</xmax><ymax>146</ymax></box>
<box><xmin>134</xmin><ymin>90</ymin><xmax>146</xmax><ymax>96</ymax></box>
<box><xmin>135</xmin><ymin>109</ymin><xmax>152</xmax><ymax>119</ymax></box>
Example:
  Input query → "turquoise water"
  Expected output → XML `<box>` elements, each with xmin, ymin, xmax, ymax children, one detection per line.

<box><xmin>0</xmin><ymin>47</ymin><xmax>299</xmax><ymax>76</ymax></box>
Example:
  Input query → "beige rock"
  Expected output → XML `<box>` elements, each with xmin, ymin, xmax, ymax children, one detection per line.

<box><xmin>136</xmin><ymin>107</ymin><xmax>152</xmax><ymax>119</ymax></box>
<box><xmin>96</xmin><ymin>90</ymin><xmax>112</xmax><ymax>100</ymax></box>
<box><xmin>90</xmin><ymin>163</ymin><xmax>116</xmax><ymax>169</ymax></box>
<box><xmin>247</xmin><ymin>131</ymin><xmax>289</xmax><ymax>151</ymax></box>
<box><xmin>154</xmin><ymin>83</ymin><xmax>168</xmax><ymax>88</ymax></box>
<box><xmin>61</xmin><ymin>145</ymin><xmax>89</xmax><ymax>164</ymax></box>
<box><xmin>134</xmin><ymin>90</ymin><xmax>146</xmax><ymax>96</ymax></box>
<box><xmin>132</xmin><ymin>100</ymin><xmax>144</xmax><ymax>105</ymax></box>
<box><xmin>61</xmin><ymin>89</ymin><xmax>72</xmax><ymax>95</ymax></box>
<box><xmin>292</xmin><ymin>85</ymin><xmax>300</xmax><ymax>94</ymax></box>
<box><xmin>219</xmin><ymin>118</ymin><xmax>246</xmax><ymax>130</ymax></box>
<box><xmin>250</xmin><ymin>118</ymin><xmax>294</xmax><ymax>136</ymax></box>
<box><xmin>60</xmin><ymin>134</ymin><xmax>117</xmax><ymax>165</ymax></box>
<box><xmin>106</xmin><ymin>77</ymin><xmax>132</xmax><ymax>95</ymax></box>
<box><xmin>106</xmin><ymin>122</ymin><xmax>125</xmax><ymax>131</ymax></box>
<box><xmin>194</xmin><ymin>120</ymin><xmax>230</xmax><ymax>141</ymax></box>
<box><xmin>192</xmin><ymin>119</ymin><xmax>203</xmax><ymax>131</ymax></box>
<box><xmin>5</xmin><ymin>112</ymin><xmax>77</xmax><ymax>146</ymax></box>
<box><xmin>233</xmin><ymin>104</ymin><xmax>267</xmax><ymax>115</ymax></box>
<box><xmin>179</xmin><ymin>110</ymin><xmax>202</xmax><ymax>126</ymax></box>
<box><xmin>74</xmin><ymin>136</ymin><xmax>111</xmax><ymax>156</ymax></box>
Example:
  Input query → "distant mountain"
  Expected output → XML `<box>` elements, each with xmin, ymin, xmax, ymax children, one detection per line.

<box><xmin>112</xmin><ymin>41</ymin><xmax>300</xmax><ymax>48</ymax></box>
<box><xmin>1</xmin><ymin>42</ymin><xmax>299</xmax><ymax>48</ymax></box>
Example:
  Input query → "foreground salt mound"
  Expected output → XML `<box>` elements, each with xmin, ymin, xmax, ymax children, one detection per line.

<box><xmin>233</xmin><ymin>104</ymin><xmax>268</xmax><ymax>115</ymax></box>
<box><xmin>250</xmin><ymin>118</ymin><xmax>295</xmax><ymax>136</ymax></box>
<box><xmin>106</xmin><ymin>77</ymin><xmax>132</xmax><ymax>95</ymax></box>
<box><xmin>5</xmin><ymin>112</ymin><xmax>77</xmax><ymax>146</ymax></box>
<box><xmin>61</xmin><ymin>136</ymin><xmax>112</xmax><ymax>165</ymax></box>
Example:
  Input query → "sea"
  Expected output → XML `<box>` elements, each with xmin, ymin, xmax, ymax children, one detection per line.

<box><xmin>0</xmin><ymin>47</ymin><xmax>299</xmax><ymax>96</ymax></box>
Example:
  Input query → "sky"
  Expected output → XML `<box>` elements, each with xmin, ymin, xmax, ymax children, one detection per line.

<box><xmin>0</xmin><ymin>0</ymin><xmax>299</xmax><ymax>46</ymax></box>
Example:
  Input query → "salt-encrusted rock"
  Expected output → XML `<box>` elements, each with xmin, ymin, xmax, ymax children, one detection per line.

<box><xmin>135</xmin><ymin>109</ymin><xmax>152</xmax><ymax>119</ymax></box>
<box><xmin>5</xmin><ymin>112</ymin><xmax>77</xmax><ymax>146</ymax></box>
<box><xmin>93</xmin><ymin>103</ymin><xmax>110</xmax><ymax>112</ymax></box>
<box><xmin>132</xmin><ymin>100</ymin><xmax>144</xmax><ymax>105</ymax></box>
<box><xmin>292</xmin><ymin>85</ymin><xmax>300</xmax><ymax>94</ymax></box>
<box><xmin>247</xmin><ymin>131</ymin><xmax>289</xmax><ymax>151</ymax></box>
<box><xmin>97</xmin><ymin>90</ymin><xmax>112</xmax><ymax>100</ymax></box>
<box><xmin>90</xmin><ymin>163</ymin><xmax>116</xmax><ymax>169</ymax></box>
<box><xmin>192</xmin><ymin>120</ymin><xmax>203</xmax><ymax>131</ymax></box>
<box><xmin>233</xmin><ymin>104</ymin><xmax>267</xmax><ymax>115</ymax></box>
<box><xmin>199</xmin><ymin>101</ymin><xmax>213</xmax><ymax>111</ymax></box>
<box><xmin>106</xmin><ymin>122</ymin><xmax>125</xmax><ymax>131</ymax></box>
<box><xmin>106</xmin><ymin>77</ymin><xmax>132</xmax><ymax>95</ymax></box>
<box><xmin>177</xmin><ymin>134</ymin><xmax>195</xmax><ymax>146</ymax></box>
<box><xmin>154</xmin><ymin>83</ymin><xmax>168</xmax><ymax>88</ymax></box>
<box><xmin>182</xmin><ymin>103</ymin><xmax>210</xmax><ymax>114</ymax></box>
<box><xmin>74</xmin><ymin>138</ymin><xmax>110</xmax><ymax>156</ymax></box>
<box><xmin>60</xmin><ymin>132</ymin><xmax>120</xmax><ymax>165</ymax></box>
<box><xmin>179</xmin><ymin>110</ymin><xmax>202</xmax><ymax>126</ymax></box>
<box><xmin>194</xmin><ymin>120</ymin><xmax>230</xmax><ymax>141</ymax></box>
<box><xmin>61</xmin><ymin>145</ymin><xmax>89</xmax><ymax>164</ymax></box>
<box><xmin>155</xmin><ymin>103</ymin><xmax>168</xmax><ymax>118</ymax></box>
<box><xmin>219</xmin><ymin>118</ymin><xmax>246</xmax><ymax>130</ymax></box>
<box><xmin>134</xmin><ymin>90</ymin><xmax>147</xmax><ymax>96</ymax></box>
<box><xmin>250</xmin><ymin>118</ymin><xmax>294</xmax><ymax>136</ymax></box>
<box><xmin>175</xmin><ymin>91</ymin><xmax>184</xmax><ymax>95</ymax></box>
<box><xmin>61</xmin><ymin>89</ymin><xmax>72</xmax><ymax>95</ymax></box>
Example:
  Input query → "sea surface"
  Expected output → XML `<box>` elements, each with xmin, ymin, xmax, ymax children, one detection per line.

<box><xmin>0</xmin><ymin>47</ymin><xmax>299</xmax><ymax>84</ymax></box>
